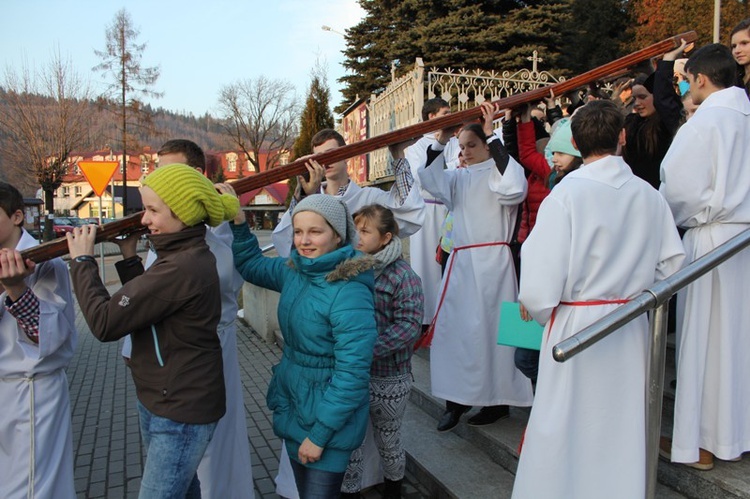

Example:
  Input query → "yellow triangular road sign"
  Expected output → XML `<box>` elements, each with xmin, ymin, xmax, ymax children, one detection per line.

<box><xmin>78</xmin><ymin>161</ymin><xmax>119</xmax><ymax>197</ymax></box>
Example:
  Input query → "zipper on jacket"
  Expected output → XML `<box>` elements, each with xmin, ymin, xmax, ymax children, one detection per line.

<box><xmin>282</xmin><ymin>279</ymin><xmax>310</xmax><ymax>439</ymax></box>
<box><xmin>287</xmin><ymin>280</ymin><xmax>310</xmax><ymax>346</ymax></box>
<box><xmin>151</xmin><ymin>325</ymin><xmax>165</xmax><ymax>367</ymax></box>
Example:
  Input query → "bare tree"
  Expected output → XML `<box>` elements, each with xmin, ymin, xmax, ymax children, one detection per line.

<box><xmin>0</xmin><ymin>51</ymin><xmax>94</xmax><ymax>239</ymax></box>
<box><xmin>94</xmin><ymin>8</ymin><xmax>161</xmax><ymax>213</ymax></box>
<box><xmin>218</xmin><ymin>76</ymin><xmax>299</xmax><ymax>173</ymax></box>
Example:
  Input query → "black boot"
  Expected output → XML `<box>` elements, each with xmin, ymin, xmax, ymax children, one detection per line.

<box><xmin>383</xmin><ymin>478</ymin><xmax>402</xmax><ymax>499</ymax></box>
<box><xmin>437</xmin><ymin>401</ymin><xmax>471</xmax><ymax>432</ymax></box>
<box><xmin>340</xmin><ymin>492</ymin><xmax>362</xmax><ymax>499</ymax></box>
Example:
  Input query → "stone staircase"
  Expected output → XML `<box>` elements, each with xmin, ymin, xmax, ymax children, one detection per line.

<box><xmin>241</xmin><ymin>269</ymin><xmax>750</xmax><ymax>498</ymax></box>
<box><xmin>402</xmin><ymin>343</ymin><xmax>750</xmax><ymax>498</ymax></box>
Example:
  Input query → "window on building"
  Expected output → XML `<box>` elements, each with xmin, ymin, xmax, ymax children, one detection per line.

<box><xmin>74</xmin><ymin>186</ymin><xmax>82</xmax><ymax>197</ymax></box>
<box><xmin>62</xmin><ymin>186</ymin><xmax>70</xmax><ymax>197</ymax></box>
<box><xmin>228</xmin><ymin>157</ymin><xmax>237</xmax><ymax>172</ymax></box>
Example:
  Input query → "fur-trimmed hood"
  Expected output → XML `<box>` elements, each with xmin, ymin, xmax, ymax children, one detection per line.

<box><xmin>287</xmin><ymin>253</ymin><xmax>377</xmax><ymax>282</ymax></box>
<box><xmin>326</xmin><ymin>254</ymin><xmax>377</xmax><ymax>282</ymax></box>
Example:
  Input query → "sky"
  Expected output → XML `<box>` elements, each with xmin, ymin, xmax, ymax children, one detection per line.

<box><xmin>0</xmin><ymin>0</ymin><xmax>364</xmax><ymax>117</ymax></box>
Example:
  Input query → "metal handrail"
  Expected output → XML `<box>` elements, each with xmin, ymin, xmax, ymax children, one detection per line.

<box><xmin>551</xmin><ymin>227</ymin><xmax>750</xmax><ymax>499</ymax></box>
<box><xmin>260</xmin><ymin>243</ymin><xmax>275</xmax><ymax>254</ymax></box>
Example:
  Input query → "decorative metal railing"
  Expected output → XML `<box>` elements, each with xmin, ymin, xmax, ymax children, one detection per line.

<box><xmin>367</xmin><ymin>54</ymin><xmax>564</xmax><ymax>181</ymax></box>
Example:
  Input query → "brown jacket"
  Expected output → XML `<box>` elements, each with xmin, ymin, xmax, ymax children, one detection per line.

<box><xmin>70</xmin><ymin>225</ymin><xmax>225</xmax><ymax>424</ymax></box>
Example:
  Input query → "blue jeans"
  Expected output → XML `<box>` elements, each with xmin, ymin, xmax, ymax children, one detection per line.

<box><xmin>137</xmin><ymin>401</ymin><xmax>217</xmax><ymax>499</ymax></box>
<box><xmin>289</xmin><ymin>458</ymin><xmax>345</xmax><ymax>499</ymax></box>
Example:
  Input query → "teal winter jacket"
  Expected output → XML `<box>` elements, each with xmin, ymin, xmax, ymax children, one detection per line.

<box><xmin>231</xmin><ymin>223</ymin><xmax>377</xmax><ymax>472</ymax></box>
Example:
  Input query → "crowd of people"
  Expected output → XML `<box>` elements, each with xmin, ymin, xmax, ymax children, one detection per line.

<box><xmin>1</xmin><ymin>19</ymin><xmax>749</xmax><ymax>499</ymax></box>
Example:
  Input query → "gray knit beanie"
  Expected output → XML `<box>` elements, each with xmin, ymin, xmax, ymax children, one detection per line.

<box><xmin>293</xmin><ymin>194</ymin><xmax>356</xmax><ymax>245</ymax></box>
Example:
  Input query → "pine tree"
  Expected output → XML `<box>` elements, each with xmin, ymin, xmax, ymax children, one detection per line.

<box><xmin>337</xmin><ymin>0</ymin><xmax>400</xmax><ymax>113</ymax></box>
<box><xmin>557</xmin><ymin>0</ymin><xmax>628</xmax><ymax>75</ymax></box>
<box><xmin>487</xmin><ymin>0</ymin><xmax>571</xmax><ymax>72</ymax></box>
<box><xmin>338</xmin><ymin>0</ymin><xmax>574</xmax><ymax>112</ymax></box>
<box><xmin>293</xmin><ymin>64</ymin><xmax>334</xmax><ymax>159</ymax></box>
<box><xmin>94</xmin><ymin>8</ymin><xmax>161</xmax><ymax>214</ymax></box>
<box><xmin>288</xmin><ymin>64</ymin><xmax>334</xmax><ymax>205</ymax></box>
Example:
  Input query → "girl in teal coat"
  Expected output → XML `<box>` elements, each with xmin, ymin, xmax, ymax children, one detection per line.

<box><xmin>227</xmin><ymin>192</ymin><xmax>377</xmax><ymax>498</ymax></box>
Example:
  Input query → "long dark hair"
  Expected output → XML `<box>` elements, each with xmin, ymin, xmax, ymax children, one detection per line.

<box><xmin>627</xmin><ymin>74</ymin><xmax>662</xmax><ymax>159</ymax></box>
<box><xmin>731</xmin><ymin>18</ymin><xmax>750</xmax><ymax>94</ymax></box>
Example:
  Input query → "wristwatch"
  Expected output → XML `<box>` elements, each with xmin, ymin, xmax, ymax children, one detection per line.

<box><xmin>73</xmin><ymin>255</ymin><xmax>96</xmax><ymax>264</ymax></box>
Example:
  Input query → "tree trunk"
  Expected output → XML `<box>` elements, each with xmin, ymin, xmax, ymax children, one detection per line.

<box><xmin>43</xmin><ymin>188</ymin><xmax>55</xmax><ymax>242</ymax></box>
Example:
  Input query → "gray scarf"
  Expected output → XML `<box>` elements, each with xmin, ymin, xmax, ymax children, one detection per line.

<box><xmin>372</xmin><ymin>237</ymin><xmax>403</xmax><ymax>277</ymax></box>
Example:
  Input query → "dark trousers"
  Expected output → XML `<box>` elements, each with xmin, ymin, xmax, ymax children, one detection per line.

<box><xmin>446</xmin><ymin>400</ymin><xmax>471</xmax><ymax>413</ymax></box>
<box><xmin>514</xmin><ymin>347</ymin><xmax>539</xmax><ymax>384</ymax></box>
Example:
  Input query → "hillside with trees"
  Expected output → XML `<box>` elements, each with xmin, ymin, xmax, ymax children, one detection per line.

<box><xmin>0</xmin><ymin>89</ymin><xmax>235</xmax><ymax>196</ymax></box>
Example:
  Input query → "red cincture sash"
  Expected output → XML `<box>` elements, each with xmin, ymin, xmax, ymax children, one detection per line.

<box><xmin>547</xmin><ymin>299</ymin><xmax>630</xmax><ymax>339</ymax></box>
<box><xmin>414</xmin><ymin>241</ymin><xmax>510</xmax><ymax>350</ymax></box>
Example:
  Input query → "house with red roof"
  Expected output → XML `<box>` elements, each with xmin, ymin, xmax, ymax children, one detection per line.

<box><xmin>54</xmin><ymin>146</ymin><xmax>291</xmax><ymax>226</ymax></box>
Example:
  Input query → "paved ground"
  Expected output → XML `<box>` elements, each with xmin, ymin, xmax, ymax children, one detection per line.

<box><xmin>68</xmin><ymin>298</ymin><xmax>283</xmax><ymax>498</ymax></box>
<box><xmin>67</xmin><ymin>233</ymin><xmax>427</xmax><ymax>498</ymax></box>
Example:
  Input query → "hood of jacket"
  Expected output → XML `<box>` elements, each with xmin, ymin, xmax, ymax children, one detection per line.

<box><xmin>288</xmin><ymin>244</ymin><xmax>376</xmax><ymax>289</ymax></box>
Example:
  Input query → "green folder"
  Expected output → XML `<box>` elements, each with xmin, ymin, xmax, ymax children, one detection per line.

<box><xmin>497</xmin><ymin>301</ymin><xmax>544</xmax><ymax>351</ymax></box>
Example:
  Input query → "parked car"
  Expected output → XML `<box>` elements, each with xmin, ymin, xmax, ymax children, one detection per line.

<box><xmin>51</xmin><ymin>217</ymin><xmax>76</xmax><ymax>237</ymax></box>
<box><xmin>66</xmin><ymin>217</ymin><xmax>85</xmax><ymax>227</ymax></box>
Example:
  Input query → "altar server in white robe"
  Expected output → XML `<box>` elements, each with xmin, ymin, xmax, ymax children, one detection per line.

<box><xmin>272</xmin><ymin>129</ymin><xmax>424</xmax><ymax>258</ymax></box>
<box><xmin>513</xmin><ymin>100</ymin><xmax>685</xmax><ymax>499</ymax></box>
<box><xmin>405</xmin><ymin>98</ymin><xmax>460</xmax><ymax>327</ymax></box>
<box><xmin>273</xmin><ymin>128</ymin><xmax>421</xmax><ymax>497</ymax></box>
<box><xmin>418</xmin><ymin>102</ymin><xmax>533</xmax><ymax>433</ymax></box>
<box><xmin>660</xmin><ymin>43</ymin><xmax>750</xmax><ymax>469</ymax></box>
<box><xmin>190</xmin><ymin>223</ymin><xmax>256</xmax><ymax>498</ymax></box>
<box><xmin>0</xmin><ymin>182</ymin><xmax>77</xmax><ymax>499</ymax></box>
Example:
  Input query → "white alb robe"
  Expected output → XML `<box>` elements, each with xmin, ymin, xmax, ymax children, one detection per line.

<box><xmin>660</xmin><ymin>86</ymin><xmax>750</xmax><ymax>463</ymax></box>
<box><xmin>514</xmin><ymin>156</ymin><xmax>685</xmax><ymax>499</ymax></box>
<box><xmin>0</xmin><ymin>230</ymin><xmax>77</xmax><ymax>499</ymax></box>
<box><xmin>271</xmin><ymin>179</ymin><xmax>425</xmax><ymax>258</ymax></box>
<box><xmin>405</xmin><ymin>135</ymin><xmax>459</xmax><ymax>324</ymax></box>
<box><xmin>418</xmin><ymin>142</ymin><xmax>533</xmax><ymax>406</ymax></box>
<box><xmin>123</xmin><ymin>224</ymin><xmax>255</xmax><ymax>499</ymax></box>
<box><xmin>196</xmin><ymin>224</ymin><xmax>255</xmax><ymax>499</ymax></box>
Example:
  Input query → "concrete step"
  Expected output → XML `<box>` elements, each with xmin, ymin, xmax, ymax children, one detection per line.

<box><xmin>659</xmin><ymin>335</ymin><xmax>750</xmax><ymax>498</ymax></box>
<box><xmin>406</xmin><ymin>352</ymin><xmax>697</xmax><ymax>498</ymax></box>
<box><xmin>402</xmin><ymin>403</ymin><xmax>516</xmax><ymax>498</ymax></box>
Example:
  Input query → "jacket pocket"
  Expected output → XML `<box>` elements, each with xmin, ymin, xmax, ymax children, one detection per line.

<box><xmin>293</xmin><ymin>374</ymin><xmax>329</xmax><ymax>429</ymax></box>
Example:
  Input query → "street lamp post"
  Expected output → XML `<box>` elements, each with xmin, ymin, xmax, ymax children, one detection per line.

<box><xmin>714</xmin><ymin>0</ymin><xmax>721</xmax><ymax>43</ymax></box>
<box><xmin>321</xmin><ymin>25</ymin><xmax>346</xmax><ymax>37</ymax></box>
<box><xmin>714</xmin><ymin>0</ymin><xmax>749</xmax><ymax>43</ymax></box>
